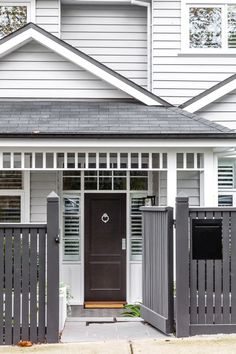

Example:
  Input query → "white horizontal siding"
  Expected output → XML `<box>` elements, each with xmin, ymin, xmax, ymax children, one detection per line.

<box><xmin>36</xmin><ymin>0</ymin><xmax>60</xmax><ymax>36</ymax></box>
<box><xmin>152</xmin><ymin>0</ymin><xmax>236</xmax><ymax>109</ymax></box>
<box><xmin>30</xmin><ymin>171</ymin><xmax>57</xmax><ymax>223</ymax></box>
<box><xmin>198</xmin><ymin>90</ymin><xmax>236</xmax><ymax>131</ymax></box>
<box><xmin>177</xmin><ymin>171</ymin><xmax>200</xmax><ymax>206</ymax></box>
<box><xmin>61</xmin><ymin>4</ymin><xmax>147</xmax><ymax>87</ymax></box>
<box><xmin>0</xmin><ymin>41</ymin><xmax>130</xmax><ymax>99</ymax></box>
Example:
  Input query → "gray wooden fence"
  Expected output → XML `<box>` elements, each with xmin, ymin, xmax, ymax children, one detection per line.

<box><xmin>140</xmin><ymin>207</ymin><xmax>174</xmax><ymax>334</ymax></box>
<box><xmin>0</xmin><ymin>192</ymin><xmax>59</xmax><ymax>345</ymax></box>
<box><xmin>176</xmin><ymin>197</ymin><xmax>236</xmax><ymax>337</ymax></box>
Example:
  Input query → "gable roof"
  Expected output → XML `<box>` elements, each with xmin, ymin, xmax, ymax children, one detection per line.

<box><xmin>0</xmin><ymin>23</ymin><xmax>170</xmax><ymax>107</ymax></box>
<box><xmin>0</xmin><ymin>101</ymin><xmax>233</xmax><ymax>138</ymax></box>
<box><xmin>180</xmin><ymin>74</ymin><xmax>236</xmax><ymax>113</ymax></box>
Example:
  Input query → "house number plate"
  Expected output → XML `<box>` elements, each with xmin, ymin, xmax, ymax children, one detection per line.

<box><xmin>101</xmin><ymin>213</ymin><xmax>110</xmax><ymax>224</ymax></box>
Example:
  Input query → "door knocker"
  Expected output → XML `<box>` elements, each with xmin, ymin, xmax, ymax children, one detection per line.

<box><xmin>101</xmin><ymin>213</ymin><xmax>110</xmax><ymax>224</ymax></box>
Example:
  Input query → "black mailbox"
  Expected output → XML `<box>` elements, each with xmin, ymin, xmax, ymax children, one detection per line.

<box><xmin>192</xmin><ymin>219</ymin><xmax>222</xmax><ymax>260</ymax></box>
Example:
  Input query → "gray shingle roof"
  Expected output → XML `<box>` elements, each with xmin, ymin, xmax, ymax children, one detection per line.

<box><xmin>0</xmin><ymin>101</ymin><xmax>233</xmax><ymax>138</ymax></box>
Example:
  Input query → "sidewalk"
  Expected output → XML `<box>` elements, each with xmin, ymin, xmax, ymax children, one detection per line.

<box><xmin>1</xmin><ymin>335</ymin><xmax>236</xmax><ymax>354</ymax></box>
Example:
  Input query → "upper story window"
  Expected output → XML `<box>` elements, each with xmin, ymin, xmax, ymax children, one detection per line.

<box><xmin>0</xmin><ymin>3</ymin><xmax>30</xmax><ymax>39</ymax></box>
<box><xmin>182</xmin><ymin>1</ymin><xmax>236</xmax><ymax>52</ymax></box>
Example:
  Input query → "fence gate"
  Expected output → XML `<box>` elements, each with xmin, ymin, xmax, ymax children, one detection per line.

<box><xmin>176</xmin><ymin>197</ymin><xmax>236</xmax><ymax>337</ymax></box>
<box><xmin>140</xmin><ymin>207</ymin><xmax>174</xmax><ymax>334</ymax></box>
<box><xmin>0</xmin><ymin>192</ymin><xmax>59</xmax><ymax>345</ymax></box>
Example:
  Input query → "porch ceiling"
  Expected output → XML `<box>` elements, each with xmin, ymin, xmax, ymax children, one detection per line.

<box><xmin>0</xmin><ymin>101</ymin><xmax>234</xmax><ymax>139</ymax></box>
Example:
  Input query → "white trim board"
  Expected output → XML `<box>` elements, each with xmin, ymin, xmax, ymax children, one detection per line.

<box><xmin>182</xmin><ymin>77</ymin><xmax>236</xmax><ymax>113</ymax></box>
<box><xmin>0</xmin><ymin>23</ymin><xmax>164</xmax><ymax>106</ymax></box>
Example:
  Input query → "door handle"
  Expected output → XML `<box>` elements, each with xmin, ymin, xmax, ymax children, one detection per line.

<box><xmin>122</xmin><ymin>238</ymin><xmax>126</xmax><ymax>250</ymax></box>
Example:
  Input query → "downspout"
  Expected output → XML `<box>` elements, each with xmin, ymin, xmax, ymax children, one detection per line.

<box><xmin>131</xmin><ymin>0</ymin><xmax>152</xmax><ymax>92</ymax></box>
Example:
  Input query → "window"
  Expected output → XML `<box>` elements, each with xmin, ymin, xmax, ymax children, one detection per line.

<box><xmin>63</xmin><ymin>196</ymin><xmax>80</xmax><ymax>261</ymax></box>
<box><xmin>218</xmin><ymin>164</ymin><xmax>234</xmax><ymax>189</ymax></box>
<box><xmin>0</xmin><ymin>5</ymin><xmax>28</xmax><ymax>39</ymax></box>
<box><xmin>183</xmin><ymin>2</ymin><xmax>236</xmax><ymax>51</ymax></box>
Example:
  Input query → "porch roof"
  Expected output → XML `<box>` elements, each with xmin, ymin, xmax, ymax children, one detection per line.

<box><xmin>0</xmin><ymin>101</ymin><xmax>234</xmax><ymax>139</ymax></box>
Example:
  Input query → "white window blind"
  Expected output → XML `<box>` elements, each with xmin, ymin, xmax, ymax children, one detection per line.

<box><xmin>218</xmin><ymin>165</ymin><xmax>234</xmax><ymax>189</ymax></box>
<box><xmin>130</xmin><ymin>194</ymin><xmax>146</xmax><ymax>261</ymax></box>
<box><xmin>63</xmin><ymin>196</ymin><xmax>80</xmax><ymax>261</ymax></box>
<box><xmin>218</xmin><ymin>195</ymin><xmax>233</xmax><ymax>206</ymax></box>
<box><xmin>0</xmin><ymin>171</ymin><xmax>22</xmax><ymax>189</ymax></box>
<box><xmin>0</xmin><ymin>196</ymin><xmax>21</xmax><ymax>223</ymax></box>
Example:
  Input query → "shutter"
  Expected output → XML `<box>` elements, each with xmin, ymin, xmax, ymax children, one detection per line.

<box><xmin>130</xmin><ymin>194</ymin><xmax>146</xmax><ymax>261</ymax></box>
<box><xmin>218</xmin><ymin>195</ymin><xmax>233</xmax><ymax>206</ymax></box>
<box><xmin>63</xmin><ymin>196</ymin><xmax>80</xmax><ymax>261</ymax></box>
<box><xmin>218</xmin><ymin>165</ymin><xmax>234</xmax><ymax>189</ymax></box>
<box><xmin>0</xmin><ymin>196</ymin><xmax>21</xmax><ymax>222</ymax></box>
<box><xmin>0</xmin><ymin>171</ymin><xmax>22</xmax><ymax>189</ymax></box>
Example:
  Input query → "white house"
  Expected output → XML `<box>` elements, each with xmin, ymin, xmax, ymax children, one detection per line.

<box><xmin>0</xmin><ymin>0</ymin><xmax>236</xmax><ymax>306</ymax></box>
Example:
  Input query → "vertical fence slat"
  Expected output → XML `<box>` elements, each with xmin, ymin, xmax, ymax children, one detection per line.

<box><xmin>38</xmin><ymin>228</ymin><xmax>46</xmax><ymax>343</ymax></box>
<box><xmin>5</xmin><ymin>228</ymin><xmax>13</xmax><ymax>345</ymax></box>
<box><xmin>13</xmin><ymin>229</ymin><xmax>21</xmax><ymax>344</ymax></box>
<box><xmin>231</xmin><ymin>211</ymin><xmax>236</xmax><ymax>323</ymax></box>
<box><xmin>190</xmin><ymin>212</ymin><xmax>198</xmax><ymax>324</ymax></box>
<box><xmin>29</xmin><ymin>228</ymin><xmax>38</xmax><ymax>343</ymax></box>
<box><xmin>47</xmin><ymin>192</ymin><xmax>60</xmax><ymax>343</ymax></box>
<box><xmin>176</xmin><ymin>197</ymin><xmax>189</xmax><ymax>337</ymax></box>
<box><xmin>0</xmin><ymin>229</ymin><xmax>4</xmax><ymax>345</ymax></box>
<box><xmin>214</xmin><ymin>211</ymin><xmax>222</xmax><ymax>324</ymax></box>
<box><xmin>222</xmin><ymin>212</ymin><xmax>230</xmax><ymax>324</ymax></box>
<box><xmin>22</xmin><ymin>228</ymin><xmax>30</xmax><ymax>341</ymax></box>
<box><xmin>206</xmin><ymin>212</ymin><xmax>214</xmax><ymax>325</ymax></box>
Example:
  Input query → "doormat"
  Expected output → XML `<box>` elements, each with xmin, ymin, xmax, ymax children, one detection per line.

<box><xmin>84</xmin><ymin>301</ymin><xmax>126</xmax><ymax>309</ymax></box>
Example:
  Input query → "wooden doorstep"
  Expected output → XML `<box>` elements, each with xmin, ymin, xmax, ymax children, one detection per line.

<box><xmin>84</xmin><ymin>301</ymin><xmax>126</xmax><ymax>309</ymax></box>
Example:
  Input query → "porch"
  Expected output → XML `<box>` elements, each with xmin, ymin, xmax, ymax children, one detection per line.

<box><xmin>0</xmin><ymin>147</ymin><xmax>223</xmax><ymax>305</ymax></box>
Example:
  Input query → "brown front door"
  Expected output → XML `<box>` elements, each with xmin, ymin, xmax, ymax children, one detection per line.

<box><xmin>85</xmin><ymin>193</ymin><xmax>126</xmax><ymax>302</ymax></box>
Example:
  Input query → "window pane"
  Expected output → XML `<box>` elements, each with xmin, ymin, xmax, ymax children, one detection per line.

<box><xmin>0</xmin><ymin>196</ymin><xmax>21</xmax><ymax>222</ymax></box>
<box><xmin>152</xmin><ymin>153</ymin><xmax>160</xmax><ymax>169</ymax></box>
<box><xmin>3</xmin><ymin>153</ymin><xmax>11</xmax><ymax>169</ymax></box>
<box><xmin>99</xmin><ymin>153</ymin><xmax>107</xmax><ymax>169</ymax></box>
<box><xmin>78</xmin><ymin>153</ymin><xmax>85</xmax><ymax>169</ymax></box>
<box><xmin>120</xmin><ymin>153</ymin><xmax>128</xmax><ymax>169</ymax></box>
<box><xmin>14</xmin><ymin>153</ymin><xmax>21</xmax><ymax>169</ymax></box>
<box><xmin>63</xmin><ymin>197</ymin><xmax>80</xmax><ymax>261</ymax></box>
<box><xmin>67</xmin><ymin>153</ymin><xmax>75</xmax><ymax>169</ymax></box>
<box><xmin>130</xmin><ymin>172</ymin><xmax>148</xmax><ymax>191</ymax></box>
<box><xmin>177</xmin><ymin>153</ymin><xmax>184</xmax><ymax>168</ymax></box>
<box><xmin>57</xmin><ymin>153</ymin><xmax>64</xmax><ymax>168</ymax></box>
<box><xmin>131</xmin><ymin>153</ymin><xmax>139</xmax><ymax>169</ymax></box>
<box><xmin>189</xmin><ymin>7</ymin><xmax>222</xmax><ymax>48</ymax></box>
<box><xmin>186</xmin><ymin>153</ymin><xmax>194</xmax><ymax>168</ymax></box>
<box><xmin>114</xmin><ymin>178</ymin><xmax>126</xmax><ymax>190</ymax></box>
<box><xmin>84</xmin><ymin>171</ymin><xmax>97</xmax><ymax>190</ymax></box>
<box><xmin>141</xmin><ymin>153</ymin><xmax>149</xmax><ymax>169</ymax></box>
<box><xmin>110</xmin><ymin>153</ymin><xmax>117</xmax><ymax>169</ymax></box>
<box><xmin>0</xmin><ymin>6</ymin><xmax>27</xmax><ymax>39</ymax></box>
<box><xmin>0</xmin><ymin>171</ymin><xmax>22</xmax><ymax>189</ymax></box>
<box><xmin>88</xmin><ymin>153</ymin><xmax>96</xmax><ymax>169</ymax></box>
<box><xmin>63</xmin><ymin>172</ymin><xmax>81</xmax><ymax>190</ymax></box>
<box><xmin>228</xmin><ymin>6</ymin><xmax>236</xmax><ymax>48</ymax></box>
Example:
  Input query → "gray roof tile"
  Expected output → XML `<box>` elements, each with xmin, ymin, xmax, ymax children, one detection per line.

<box><xmin>0</xmin><ymin>101</ymin><xmax>233</xmax><ymax>138</ymax></box>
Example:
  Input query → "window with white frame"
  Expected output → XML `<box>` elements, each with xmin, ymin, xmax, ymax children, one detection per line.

<box><xmin>0</xmin><ymin>2</ymin><xmax>32</xmax><ymax>39</ymax></box>
<box><xmin>0</xmin><ymin>171</ymin><xmax>23</xmax><ymax>223</ymax></box>
<box><xmin>182</xmin><ymin>2</ymin><xmax>236</xmax><ymax>51</ymax></box>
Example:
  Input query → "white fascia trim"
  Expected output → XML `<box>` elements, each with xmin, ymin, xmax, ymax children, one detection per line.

<box><xmin>0</xmin><ymin>27</ymin><xmax>159</xmax><ymax>106</ymax></box>
<box><xmin>184</xmin><ymin>79</ymin><xmax>236</xmax><ymax>113</ymax></box>
<box><xmin>0</xmin><ymin>138</ymin><xmax>235</xmax><ymax>148</ymax></box>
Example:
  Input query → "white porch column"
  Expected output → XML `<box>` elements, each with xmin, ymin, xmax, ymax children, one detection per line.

<box><xmin>167</xmin><ymin>151</ymin><xmax>177</xmax><ymax>208</ymax></box>
<box><xmin>203</xmin><ymin>150</ymin><xmax>218</xmax><ymax>207</ymax></box>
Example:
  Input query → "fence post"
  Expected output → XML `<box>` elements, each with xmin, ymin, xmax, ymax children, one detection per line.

<box><xmin>47</xmin><ymin>191</ymin><xmax>60</xmax><ymax>343</ymax></box>
<box><xmin>176</xmin><ymin>197</ymin><xmax>190</xmax><ymax>337</ymax></box>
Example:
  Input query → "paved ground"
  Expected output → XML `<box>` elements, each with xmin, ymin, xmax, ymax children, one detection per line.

<box><xmin>1</xmin><ymin>336</ymin><xmax>236</xmax><ymax>353</ymax></box>
<box><xmin>69</xmin><ymin>306</ymin><xmax>123</xmax><ymax>317</ymax></box>
<box><xmin>61</xmin><ymin>319</ymin><xmax>167</xmax><ymax>342</ymax></box>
